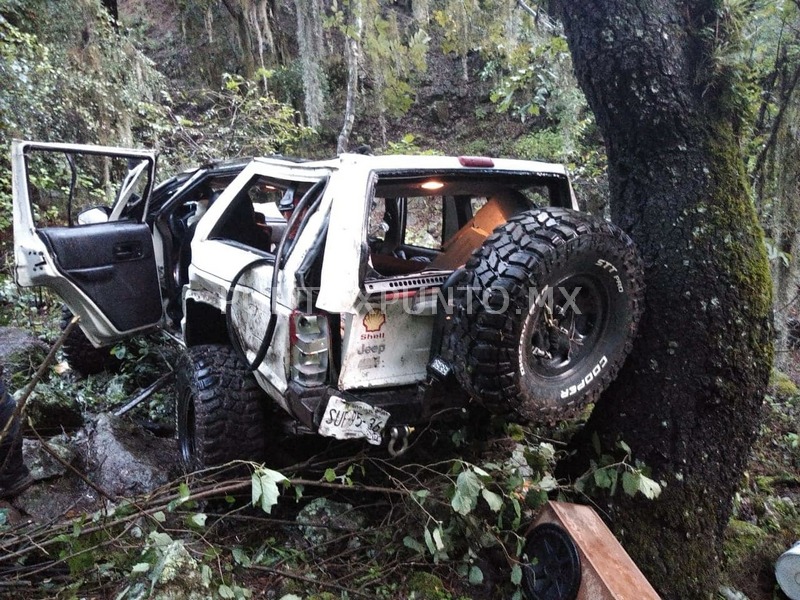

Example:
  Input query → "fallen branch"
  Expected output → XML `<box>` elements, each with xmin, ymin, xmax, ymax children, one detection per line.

<box><xmin>113</xmin><ymin>371</ymin><xmax>176</xmax><ymax>417</ymax></box>
<box><xmin>248</xmin><ymin>565</ymin><xmax>371</xmax><ymax>598</ymax></box>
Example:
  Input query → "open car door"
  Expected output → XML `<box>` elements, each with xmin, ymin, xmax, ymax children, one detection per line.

<box><xmin>12</xmin><ymin>140</ymin><xmax>163</xmax><ymax>347</ymax></box>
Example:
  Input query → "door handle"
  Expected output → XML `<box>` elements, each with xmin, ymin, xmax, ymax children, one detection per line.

<box><xmin>113</xmin><ymin>241</ymin><xmax>143</xmax><ymax>261</ymax></box>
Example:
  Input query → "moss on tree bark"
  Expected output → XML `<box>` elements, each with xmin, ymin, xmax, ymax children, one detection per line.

<box><xmin>551</xmin><ymin>2</ymin><xmax>773</xmax><ymax>597</ymax></box>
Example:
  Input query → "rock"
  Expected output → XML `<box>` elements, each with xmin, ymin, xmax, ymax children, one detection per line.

<box><xmin>0</xmin><ymin>502</ymin><xmax>27</xmax><ymax>527</ymax></box>
<box><xmin>22</xmin><ymin>387</ymin><xmax>84</xmax><ymax>434</ymax></box>
<box><xmin>126</xmin><ymin>536</ymin><xmax>211</xmax><ymax>600</ymax></box>
<box><xmin>88</xmin><ymin>413</ymin><xmax>179</xmax><ymax>497</ymax></box>
<box><xmin>0</xmin><ymin>326</ymin><xmax>84</xmax><ymax>434</ymax></box>
<box><xmin>22</xmin><ymin>435</ymin><xmax>77</xmax><ymax>480</ymax></box>
<box><xmin>12</xmin><ymin>415</ymin><xmax>180</xmax><ymax>520</ymax></box>
<box><xmin>296</xmin><ymin>497</ymin><xmax>366</xmax><ymax>549</ymax></box>
<box><xmin>718</xmin><ymin>586</ymin><xmax>751</xmax><ymax>600</ymax></box>
<box><xmin>431</xmin><ymin>100</ymin><xmax>450</xmax><ymax>124</ymax></box>
<box><xmin>15</xmin><ymin>475</ymin><xmax>97</xmax><ymax>521</ymax></box>
<box><xmin>0</xmin><ymin>326</ymin><xmax>48</xmax><ymax>379</ymax></box>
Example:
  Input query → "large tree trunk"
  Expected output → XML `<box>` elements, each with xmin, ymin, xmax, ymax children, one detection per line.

<box><xmin>552</xmin><ymin>2</ymin><xmax>773</xmax><ymax>597</ymax></box>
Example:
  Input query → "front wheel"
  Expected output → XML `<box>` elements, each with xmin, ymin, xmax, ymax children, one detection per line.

<box><xmin>447</xmin><ymin>207</ymin><xmax>644</xmax><ymax>421</ymax></box>
<box><xmin>176</xmin><ymin>344</ymin><xmax>269</xmax><ymax>473</ymax></box>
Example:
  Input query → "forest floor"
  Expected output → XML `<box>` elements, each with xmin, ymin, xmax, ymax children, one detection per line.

<box><xmin>0</xmin><ymin>282</ymin><xmax>799</xmax><ymax>599</ymax></box>
<box><xmin>721</xmin><ymin>345</ymin><xmax>800</xmax><ymax>600</ymax></box>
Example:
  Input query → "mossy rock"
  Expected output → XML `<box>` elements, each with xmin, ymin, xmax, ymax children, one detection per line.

<box><xmin>770</xmin><ymin>369</ymin><xmax>799</xmax><ymax>400</ymax></box>
<box><xmin>0</xmin><ymin>326</ymin><xmax>48</xmax><ymax>383</ymax></box>
<box><xmin>724</xmin><ymin>519</ymin><xmax>768</xmax><ymax>564</ymax></box>
<box><xmin>403</xmin><ymin>571</ymin><xmax>449</xmax><ymax>600</ymax></box>
<box><xmin>22</xmin><ymin>387</ymin><xmax>84</xmax><ymax>434</ymax></box>
<box><xmin>723</xmin><ymin>517</ymin><xmax>794</xmax><ymax>597</ymax></box>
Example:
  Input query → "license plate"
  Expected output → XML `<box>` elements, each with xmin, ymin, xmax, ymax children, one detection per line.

<box><xmin>317</xmin><ymin>396</ymin><xmax>390</xmax><ymax>445</ymax></box>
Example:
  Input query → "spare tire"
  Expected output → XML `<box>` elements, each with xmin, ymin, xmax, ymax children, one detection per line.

<box><xmin>447</xmin><ymin>207</ymin><xmax>644</xmax><ymax>421</ymax></box>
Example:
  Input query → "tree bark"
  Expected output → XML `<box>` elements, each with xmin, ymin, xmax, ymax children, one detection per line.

<box><xmin>761</xmin><ymin>73</ymin><xmax>800</xmax><ymax>369</ymax></box>
<box><xmin>294</xmin><ymin>0</ymin><xmax>326</xmax><ymax>128</ymax></box>
<box><xmin>221</xmin><ymin>0</ymin><xmax>256</xmax><ymax>78</ymax></box>
<box><xmin>101</xmin><ymin>0</ymin><xmax>118</xmax><ymax>28</ymax></box>
<box><xmin>551</xmin><ymin>1</ymin><xmax>773</xmax><ymax>597</ymax></box>
<box><xmin>337</xmin><ymin>0</ymin><xmax>363</xmax><ymax>154</ymax></box>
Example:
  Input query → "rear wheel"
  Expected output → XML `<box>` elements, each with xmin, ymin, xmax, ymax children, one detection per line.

<box><xmin>448</xmin><ymin>207</ymin><xmax>644</xmax><ymax>420</ymax></box>
<box><xmin>60</xmin><ymin>306</ymin><xmax>120</xmax><ymax>376</ymax></box>
<box><xmin>176</xmin><ymin>344</ymin><xmax>268</xmax><ymax>473</ymax></box>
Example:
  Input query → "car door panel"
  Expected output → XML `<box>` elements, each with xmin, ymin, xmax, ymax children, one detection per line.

<box><xmin>11</xmin><ymin>140</ymin><xmax>162</xmax><ymax>344</ymax></box>
<box><xmin>37</xmin><ymin>222</ymin><xmax>162</xmax><ymax>332</ymax></box>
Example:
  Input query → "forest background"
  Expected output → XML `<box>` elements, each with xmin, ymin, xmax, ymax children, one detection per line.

<box><xmin>2</xmin><ymin>0</ymin><xmax>800</xmax><ymax>599</ymax></box>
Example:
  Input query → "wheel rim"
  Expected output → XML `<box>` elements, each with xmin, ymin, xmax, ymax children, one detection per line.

<box><xmin>178</xmin><ymin>390</ymin><xmax>197</xmax><ymax>466</ymax></box>
<box><xmin>522</xmin><ymin>523</ymin><xmax>581</xmax><ymax>600</ymax></box>
<box><xmin>521</xmin><ymin>274</ymin><xmax>609</xmax><ymax>379</ymax></box>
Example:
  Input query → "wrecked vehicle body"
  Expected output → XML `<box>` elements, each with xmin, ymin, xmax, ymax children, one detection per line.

<box><xmin>12</xmin><ymin>140</ymin><xmax>644</xmax><ymax>469</ymax></box>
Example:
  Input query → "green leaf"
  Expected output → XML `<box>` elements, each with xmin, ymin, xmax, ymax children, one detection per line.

<box><xmin>131</xmin><ymin>562</ymin><xmax>150</xmax><ymax>573</ymax></box>
<box><xmin>251</xmin><ymin>468</ymin><xmax>287</xmax><ymax>514</ymax></box>
<box><xmin>152</xmin><ymin>511</ymin><xmax>166</xmax><ymax>523</ymax></box>
<box><xmin>538</xmin><ymin>474</ymin><xmax>558</xmax><ymax>491</ymax></box>
<box><xmin>594</xmin><ymin>468</ymin><xmax>613</xmax><ymax>489</ymax></box>
<box><xmin>178</xmin><ymin>482</ymin><xmax>190</xmax><ymax>503</ymax></box>
<box><xmin>510</xmin><ymin>564</ymin><xmax>522</xmax><ymax>585</ymax></box>
<box><xmin>432</xmin><ymin>526</ymin><xmax>445</xmax><ymax>552</ymax></box>
<box><xmin>469</xmin><ymin>565</ymin><xmax>484</xmax><ymax>585</ymax></box>
<box><xmin>403</xmin><ymin>535</ymin><xmax>426</xmax><ymax>554</ymax></box>
<box><xmin>524</xmin><ymin>489</ymin><xmax>549</xmax><ymax>510</ymax></box>
<box><xmin>472</xmin><ymin>465</ymin><xmax>490</xmax><ymax>478</ymax></box>
<box><xmin>423</xmin><ymin>526</ymin><xmax>436</xmax><ymax>556</ymax></box>
<box><xmin>451</xmin><ymin>469</ymin><xmax>482</xmax><ymax>515</ymax></box>
<box><xmin>219</xmin><ymin>584</ymin><xmax>235</xmax><ymax>599</ymax></box>
<box><xmin>592</xmin><ymin>432</ymin><xmax>602</xmax><ymax>456</ymax></box>
<box><xmin>232</xmin><ymin>547</ymin><xmax>251</xmax><ymax>567</ymax></box>
<box><xmin>411</xmin><ymin>489</ymin><xmax>430</xmax><ymax>503</ymax></box>
<box><xmin>507</xmin><ymin>423</ymin><xmax>526</xmax><ymax>441</ymax></box>
<box><xmin>482</xmin><ymin>489</ymin><xmax>503</xmax><ymax>512</ymax></box>
<box><xmin>190</xmin><ymin>513</ymin><xmax>207</xmax><ymax>527</ymax></box>
<box><xmin>294</xmin><ymin>484</ymin><xmax>304</xmax><ymax>502</ymax></box>
<box><xmin>638</xmin><ymin>475</ymin><xmax>663</xmax><ymax>500</ymax></box>
<box><xmin>324</xmin><ymin>468</ymin><xmax>336</xmax><ymax>483</ymax></box>
<box><xmin>617</xmin><ymin>439</ymin><xmax>632</xmax><ymax>455</ymax></box>
<box><xmin>148</xmin><ymin>531</ymin><xmax>172</xmax><ymax>547</ymax></box>
<box><xmin>608</xmin><ymin>469</ymin><xmax>619</xmax><ymax>496</ymax></box>
<box><xmin>622</xmin><ymin>471</ymin><xmax>639</xmax><ymax>497</ymax></box>
<box><xmin>538</xmin><ymin>442</ymin><xmax>556</xmax><ymax>461</ymax></box>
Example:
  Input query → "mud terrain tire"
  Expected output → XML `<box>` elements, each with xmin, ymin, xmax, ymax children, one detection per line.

<box><xmin>176</xmin><ymin>344</ymin><xmax>268</xmax><ymax>472</ymax></box>
<box><xmin>60</xmin><ymin>306</ymin><xmax>120</xmax><ymax>375</ymax></box>
<box><xmin>448</xmin><ymin>207</ymin><xmax>644</xmax><ymax>420</ymax></box>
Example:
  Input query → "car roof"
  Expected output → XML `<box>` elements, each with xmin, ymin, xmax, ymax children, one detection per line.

<box><xmin>251</xmin><ymin>153</ymin><xmax>569</xmax><ymax>176</ymax></box>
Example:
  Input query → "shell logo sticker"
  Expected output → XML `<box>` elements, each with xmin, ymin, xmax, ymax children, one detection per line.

<box><xmin>363</xmin><ymin>309</ymin><xmax>386</xmax><ymax>333</ymax></box>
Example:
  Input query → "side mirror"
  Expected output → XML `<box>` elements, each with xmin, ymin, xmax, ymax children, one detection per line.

<box><xmin>77</xmin><ymin>206</ymin><xmax>111</xmax><ymax>225</ymax></box>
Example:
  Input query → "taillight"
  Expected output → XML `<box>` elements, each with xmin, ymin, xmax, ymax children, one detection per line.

<box><xmin>290</xmin><ymin>311</ymin><xmax>330</xmax><ymax>386</ymax></box>
<box><xmin>458</xmin><ymin>156</ymin><xmax>494</xmax><ymax>167</ymax></box>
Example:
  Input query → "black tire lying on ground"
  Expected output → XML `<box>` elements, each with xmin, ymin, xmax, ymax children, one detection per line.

<box><xmin>447</xmin><ymin>207</ymin><xmax>644</xmax><ymax>421</ymax></box>
<box><xmin>60</xmin><ymin>305</ymin><xmax>121</xmax><ymax>376</ymax></box>
<box><xmin>176</xmin><ymin>344</ymin><xmax>268</xmax><ymax>472</ymax></box>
